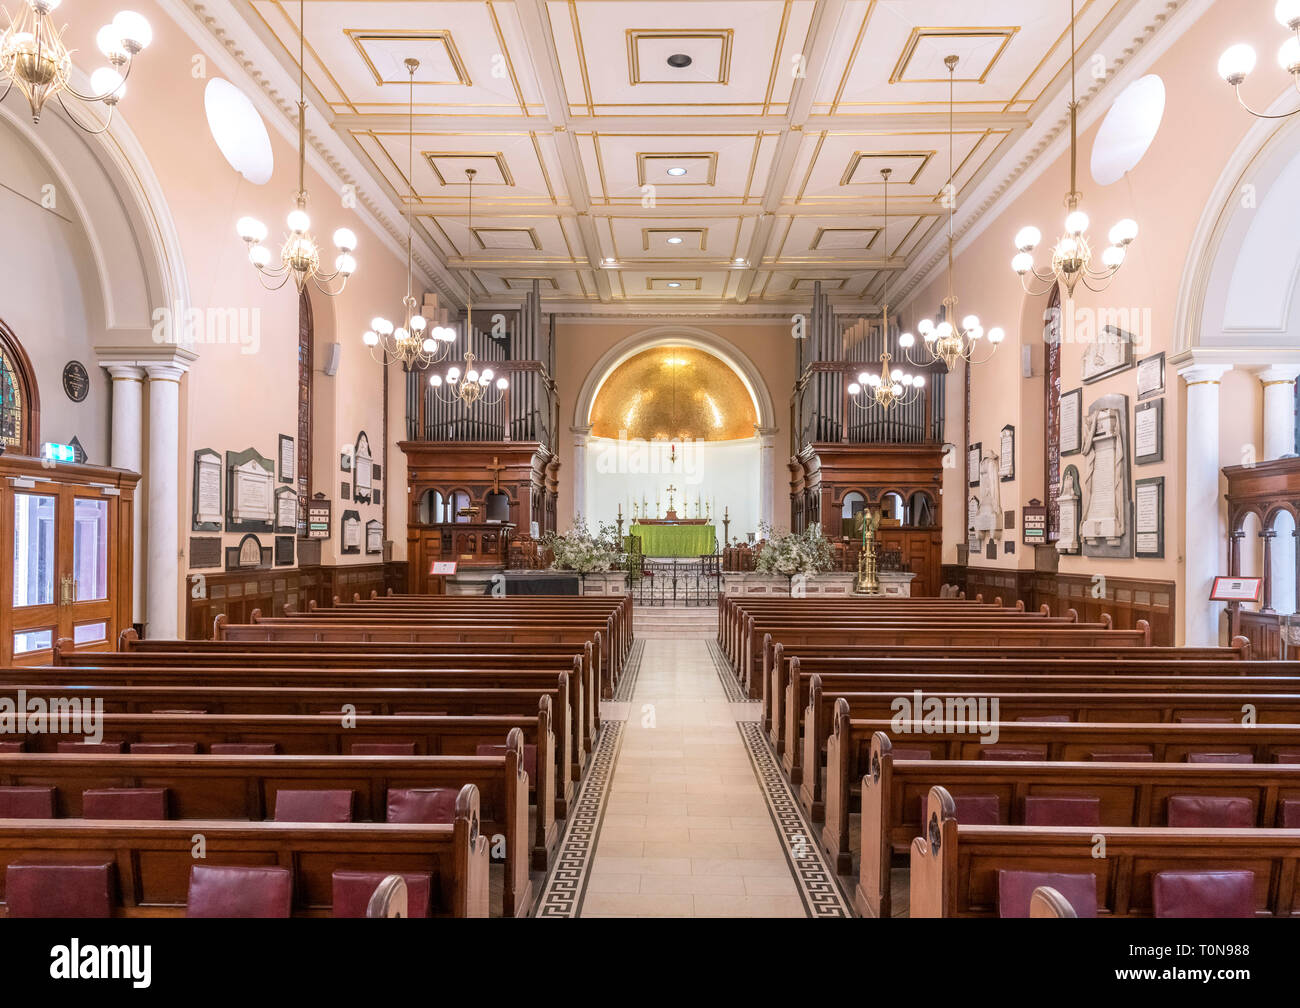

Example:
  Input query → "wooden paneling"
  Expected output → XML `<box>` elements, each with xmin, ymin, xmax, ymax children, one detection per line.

<box><xmin>184</xmin><ymin>561</ymin><xmax>408</xmax><ymax>640</ymax></box>
<box><xmin>941</xmin><ymin>565</ymin><xmax>1176</xmax><ymax>646</ymax></box>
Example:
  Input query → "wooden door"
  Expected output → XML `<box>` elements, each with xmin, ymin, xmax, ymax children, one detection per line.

<box><xmin>63</xmin><ymin>485</ymin><xmax>117</xmax><ymax>652</ymax></box>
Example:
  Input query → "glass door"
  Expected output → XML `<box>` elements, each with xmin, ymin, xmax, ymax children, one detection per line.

<box><xmin>10</xmin><ymin>488</ymin><xmax>59</xmax><ymax>659</ymax></box>
<box><xmin>66</xmin><ymin>490</ymin><xmax>114</xmax><ymax>650</ymax></box>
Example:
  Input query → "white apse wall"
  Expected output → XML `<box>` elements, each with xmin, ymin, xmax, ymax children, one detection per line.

<box><xmin>583</xmin><ymin>436</ymin><xmax>762</xmax><ymax>545</ymax></box>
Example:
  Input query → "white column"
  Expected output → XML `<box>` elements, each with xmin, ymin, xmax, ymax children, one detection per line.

<box><xmin>756</xmin><ymin>426</ymin><xmax>778</xmax><ymax>532</ymax></box>
<box><xmin>104</xmin><ymin>364</ymin><xmax>145</xmax><ymax>624</ymax></box>
<box><xmin>1181</xmin><ymin>364</ymin><xmax>1230</xmax><ymax>646</ymax></box>
<box><xmin>144</xmin><ymin>362</ymin><xmax>187</xmax><ymax>639</ymax></box>
<box><xmin>570</xmin><ymin>425</ymin><xmax>591</xmax><ymax>526</ymax></box>
<box><xmin>1258</xmin><ymin>365</ymin><xmax>1300</xmax><ymax>613</ymax></box>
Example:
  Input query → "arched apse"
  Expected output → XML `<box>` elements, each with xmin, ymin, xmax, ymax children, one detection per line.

<box><xmin>570</xmin><ymin>327</ymin><xmax>779</xmax><ymax>538</ymax></box>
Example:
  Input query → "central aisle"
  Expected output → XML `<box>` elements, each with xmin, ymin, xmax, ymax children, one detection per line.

<box><xmin>578</xmin><ymin>636</ymin><xmax>808</xmax><ymax>917</ymax></box>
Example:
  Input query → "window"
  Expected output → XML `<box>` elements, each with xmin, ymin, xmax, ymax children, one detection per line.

<box><xmin>72</xmin><ymin>497</ymin><xmax>108</xmax><ymax>601</ymax></box>
<box><xmin>14</xmin><ymin>629</ymin><xmax>53</xmax><ymax>655</ymax></box>
<box><xmin>0</xmin><ymin>320</ymin><xmax>39</xmax><ymax>455</ymax></box>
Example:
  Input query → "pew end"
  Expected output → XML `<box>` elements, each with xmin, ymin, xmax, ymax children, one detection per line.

<box><xmin>366</xmin><ymin>874</ymin><xmax>409</xmax><ymax>918</ymax></box>
<box><xmin>909</xmin><ymin>786</ymin><xmax>958</xmax><ymax>918</ymax></box>
<box><xmin>853</xmin><ymin>731</ymin><xmax>894</xmax><ymax>918</ymax></box>
<box><xmin>117</xmin><ymin>628</ymin><xmax>140</xmax><ymax>651</ymax></box>
<box><xmin>1136</xmin><ymin>618</ymin><xmax>1151</xmax><ymax>646</ymax></box>
<box><xmin>213</xmin><ymin>614</ymin><xmax>228</xmax><ymax>640</ymax></box>
<box><xmin>1030</xmin><ymin>886</ymin><xmax>1078</xmax><ymax>918</ymax></box>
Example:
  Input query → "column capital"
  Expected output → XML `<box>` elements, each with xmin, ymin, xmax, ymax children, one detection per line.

<box><xmin>1177</xmin><ymin>363</ymin><xmax>1231</xmax><ymax>386</ymax></box>
<box><xmin>754</xmin><ymin>425</ymin><xmax>779</xmax><ymax>443</ymax></box>
<box><xmin>102</xmin><ymin>363</ymin><xmax>145</xmax><ymax>382</ymax></box>
<box><xmin>1254</xmin><ymin>364</ymin><xmax>1300</xmax><ymax>385</ymax></box>
<box><xmin>143</xmin><ymin>362</ymin><xmax>188</xmax><ymax>384</ymax></box>
<box><xmin>570</xmin><ymin>425</ymin><xmax>592</xmax><ymax>439</ymax></box>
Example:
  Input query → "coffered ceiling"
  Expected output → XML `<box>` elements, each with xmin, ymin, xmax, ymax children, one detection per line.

<box><xmin>216</xmin><ymin>0</ymin><xmax>1189</xmax><ymax>316</ymax></box>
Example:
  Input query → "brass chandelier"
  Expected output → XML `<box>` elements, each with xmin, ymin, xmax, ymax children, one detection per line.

<box><xmin>901</xmin><ymin>55</ymin><xmax>1005</xmax><ymax>371</ymax></box>
<box><xmin>0</xmin><ymin>0</ymin><xmax>152</xmax><ymax>132</ymax></box>
<box><xmin>363</xmin><ymin>58</ymin><xmax>456</xmax><ymax>367</ymax></box>
<box><xmin>847</xmin><ymin>168</ymin><xmax>924</xmax><ymax>412</ymax></box>
<box><xmin>235</xmin><ymin>0</ymin><xmax>356</xmax><ymax>295</ymax></box>
<box><xmin>1218</xmin><ymin>1</ymin><xmax>1300</xmax><ymax>119</ymax></box>
<box><xmin>428</xmin><ymin>169</ymin><xmax>508</xmax><ymax>409</ymax></box>
<box><xmin>1011</xmin><ymin>0</ymin><xmax>1137</xmax><ymax>297</ymax></box>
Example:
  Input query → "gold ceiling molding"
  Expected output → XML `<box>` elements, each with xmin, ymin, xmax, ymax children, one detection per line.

<box><xmin>626</xmin><ymin>29</ymin><xmax>734</xmax><ymax>85</ymax></box>
<box><xmin>424</xmin><ymin>151</ymin><xmax>515</xmax><ymax>186</ymax></box>
<box><xmin>788</xmin><ymin>277</ymin><xmax>848</xmax><ymax>292</ymax></box>
<box><xmin>473</xmin><ymin>226</ymin><xmax>541</xmax><ymax>250</ymax></box>
<box><xmin>812</xmin><ymin>227</ymin><xmax>881</xmax><ymax>251</ymax></box>
<box><xmin>889</xmin><ymin>27</ymin><xmax>1019</xmax><ymax>85</ymax></box>
<box><xmin>636</xmin><ymin>152</ymin><xmax>719</xmax><ymax>186</ymax></box>
<box><xmin>344</xmin><ymin>29</ymin><xmax>472</xmax><ymax>87</ymax></box>
<box><xmin>503</xmin><ymin>276</ymin><xmax>559</xmax><ymax>290</ymax></box>
<box><xmin>840</xmin><ymin>151</ymin><xmax>935</xmax><ymax>187</ymax></box>
<box><xmin>642</xmin><ymin>227</ymin><xmax>708</xmax><ymax>251</ymax></box>
<box><xmin>589</xmin><ymin>344</ymin><xmax>757</xmax><ymax>441</ymax></box>
<box><xmin>646</xmin><ymin>277</ymin><xmax>703</xmax><ymax>291</ymax></box>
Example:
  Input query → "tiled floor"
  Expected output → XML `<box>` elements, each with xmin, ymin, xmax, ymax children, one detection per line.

<box><xmin>580</xmin><ymin>637</ymin><xmax>807</xmax><ymax>918</ymax></box>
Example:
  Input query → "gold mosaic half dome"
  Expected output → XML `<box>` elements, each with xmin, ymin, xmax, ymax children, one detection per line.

<box><xmin>589</xmin><ymin>345</ymin><xmax>758</xmax><ymax>442</ymax></box>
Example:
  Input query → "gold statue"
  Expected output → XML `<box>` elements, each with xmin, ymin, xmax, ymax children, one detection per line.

<box><xmin>854</xmin><ymin>507</ymin><xmax>882</xmax><ymax>595</ymax></box>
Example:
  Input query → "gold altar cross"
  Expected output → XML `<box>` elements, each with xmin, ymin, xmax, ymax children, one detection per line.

<box><xmin>666</xmin><ymin>484</ymin><xmax>678</xmax><ymax>509</ymax></box>
<box><xmin>486</xmin><ymin>456</ymin><xmax>506</xmax><ymax>494</ymax></box>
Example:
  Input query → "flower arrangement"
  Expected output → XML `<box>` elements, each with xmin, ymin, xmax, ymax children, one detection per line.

<box><xmin>542</xmin><ymin>517</ymin><xmax>619</xmax><ymax>575</ymax></box>
<box><xmin>755</xmin><ymin>522</ymin><xmax>834</xmax><ymax>578</ymax></box>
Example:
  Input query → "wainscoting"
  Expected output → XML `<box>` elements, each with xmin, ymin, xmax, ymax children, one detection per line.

<box><xmin>184</xmin><ymin>561</ymin><xmax>408</xmax><ymax>640</ymax></box>
<box><xmin>941</xmin><ymin>565</ymin><xmax>1177</xmax><ymax>646</ymax></box>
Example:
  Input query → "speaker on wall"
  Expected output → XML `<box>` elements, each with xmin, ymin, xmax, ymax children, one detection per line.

<box><xmin>1021</xmin><ymin>345</ymin><xmax>1033</xmax><ymax>379</ymax></box>
<box><xmin>324</xmin><ymin>343</ymin><xmax>341</xmax><ymax>376</ymax></box>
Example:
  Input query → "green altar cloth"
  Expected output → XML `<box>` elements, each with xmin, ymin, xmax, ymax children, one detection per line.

<box><xmin>627</xmin><ymin>523</ymin><xmax>717</xmax><ymax>558</ymax></box>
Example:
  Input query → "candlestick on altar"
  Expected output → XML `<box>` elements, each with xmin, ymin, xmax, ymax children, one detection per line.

<box><xmin>723</xmin><ymin>506</ymin><xmax>730</xmax><ymax>547</ymax></box>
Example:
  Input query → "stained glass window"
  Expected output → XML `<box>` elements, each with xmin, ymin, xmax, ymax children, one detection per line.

<box><xmin>0</xmin><ymin>344</ymin><xmax>24</xmax><ymax>452</ymax></box>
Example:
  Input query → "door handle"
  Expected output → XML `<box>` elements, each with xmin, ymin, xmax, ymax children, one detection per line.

<box><xmin>60</xmin><ymin>575</ymin><xmax>74</xmax><ymax>606</ymax></box>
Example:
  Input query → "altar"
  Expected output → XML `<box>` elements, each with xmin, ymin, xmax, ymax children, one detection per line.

<box><xmin>628</xmin><ymin>521</ymin><xmax>717</xmax><ymax>558</ymax></box>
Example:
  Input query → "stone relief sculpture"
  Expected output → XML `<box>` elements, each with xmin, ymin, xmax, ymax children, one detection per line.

<box><xmin>1078</xmin><ymin>393</ymin><xmax>1132</xmax><ymax>558</ymax></box>
<box><xmin>970</xmin><ymin>452</ymin><xmax>1003</xmax><ymax>549</ymax></box>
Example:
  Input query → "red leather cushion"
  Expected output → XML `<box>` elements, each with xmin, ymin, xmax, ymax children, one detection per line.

<box><xmin>1187</xmin><ymin>752</ymin><xmax>1253</xmax><ymax>764</ymax></box>
<box><xmin>1280</xmin><ymin>799</ymin><xmax>1300</xmax><ymax>828</ymax></box>
<box><xmin>1015</xmin><ymin>715</ymin><xmax>1071</xmax><ymax>723</ymax></box>
<box><xmin>1087</xmin><ymin>749</ymin><xmax>1154</xmax><ymax>762</ymax></box>
<box><xmin>187</xmin><ymin>865</ymin><xmax>292</xmax><ymax>918</ymax></box>
<box><xmin>998</xmin><ymin>870</ymin><xmax>1098</xmax><ymax>919</ymax></box>
<box><xmin>889</xmin><ymin>747</ymin><xmax>932</xmax><ymax>761</ymax></box>
<box><xmin>83</xmin><ymin>788</ymin><xmax>169</xmax><ymax>820</ymax></box>
<box><xmin>387</xmin><ymin>787</ymin><xmax>458</xmax><ymax>824</ymax></box>
<box><xmin>1175</xmin><ymin>716</ymin><xmax>1234</xmax><ymax>724</ymax></box>
<box><xmin>1153</xmin><ymin>870</ymin><xmax>1254</xmax><ymax>918</ymax></box>
<box><xmin>129</xmin><ymin>742</ymin><xmax>199</xmax><ymax>755</ymax></box>
<box><xmin>273</xmin><ymin>789</ymin><xmax>355</xmax><ymax>823</ymax></box>
<box><xmin>0</xmin><ymin>786</ymin><xmax>55</xmax><ymax>818</ymax></box>
<box><xmin>919</xmin><ymin>793</ymin><xmax>999</xmax><ymax>826</ymax></box>
<box><xmin>331</xmin><ymin>870</ymin><xmax>432</xmax><ymax>918</ymax></box>
<box><xmin>6</xmin><ymin>863</ymin><xmax>114</xmax><ymax>918</ymax></box>
<box><xmin>979</xmin><ymin>746</ymin><xmax>1047</xmax><ymax>761</ymax></box>
<box><xmin>0</xmin><ymin>742</ymin><xmax>24</xmax><ymax>753</ymax></box>
<box><xmin>477</xmin><ymin>743</ymin><xmax>537</xmax><ymax>779</ymax></box>
<box><xmin>1024</xmin><ymin>795</ymin><xmax>1101</xmax><ymax>827</ymax></box>
<box><xmin>351</xmin><ymin>743</ymin><xmax>417</xmax><ymax>756</ymax></box>
<box><xmin>210</xmin><ymin>743</ymin><xmax>278</xmax><ymax>755</ymax></box>
<box><xmin>57</xmin><ymin>742</ymin><xmax>124</xmax><ymax>754</ymax></box>
<box><xmin>1166</xmin><ymin>795</ymin><xmax>1254</xmax><ymax>828</ymax></box>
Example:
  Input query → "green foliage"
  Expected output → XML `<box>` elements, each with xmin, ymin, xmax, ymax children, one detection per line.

<box><xmin>754</xmin><ymin>522</ymin><xmax>834</xmax><ymax>578</ymax></box>
<box><xmin>542</xmin><ymin>516</ymin><xmax>619</xmax><ymax>574</ymax></box>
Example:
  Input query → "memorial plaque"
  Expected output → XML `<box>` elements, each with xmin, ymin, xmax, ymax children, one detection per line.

<box><xmin>275</xmin><ymin>487</ymin><xmax>297</xmax><ymax>533</ymax></box>
<box><xmin>190</xmin><ymin>536</ymin><xmax>222</xmax><ymax>569</ymax></box>
<box><xmin>1060</xmin><ymin>388</ymin><xmax>1082</xmax><ymax>456</ymax></box>
<box><xmin>275</xmin><ymin>535</ymin><xmax>295</xmax><ymax>567</ymax></box>
<box><xmin>193</xmin><ymin>448</ymin><xmax>222</xmax><ymax>531</ymax></box>
<box><xmin>1134</xmin><ymin>398</ymin><xmax>1163</xmax><ymax>465</ymax></box>
<box><xmin>225</xmin><ymin>448</ymin><xmax>275</xmax><ymax>532</ymax></box>
<box><xmin>1136</xmin><ymin>352</ymin><xmax>1165</xmax><ymax>400</ymax></box>
<box><xmin>1134</xmin><ymin>476</ymin><xmax>1164</xmax><ymax>558</ymax></box>
<box><xmin>62</xmin><ymin>360</ymin><xmax>90</xmax><ymax>402</ymax></box>
<box><xmin>278</xmin><ymin>435</ymin><xmax>295</xmax><ymax>483</ymax></box>
<box><xmin>340</xmin><ymin>509</ymin><xmax>361</xmax><ymax>555</ymax></box>
<box><xmin>366</xmin><ymin>519</ymin><xmax>383</xmax><ymax>555</ymax></box>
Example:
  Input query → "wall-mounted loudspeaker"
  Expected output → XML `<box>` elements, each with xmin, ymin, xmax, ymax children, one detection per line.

<box><xmin>324</xmin><ymin>343</ymin><xmax>341</xmax><ymax>376</ymax></box>
<box><xmin>1021</xmin><ymin>345</ymin><xmax>1033</xmax><ymax>379</ymax></box>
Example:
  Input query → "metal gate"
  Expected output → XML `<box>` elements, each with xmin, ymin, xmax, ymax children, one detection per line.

<box><xmin>628</xmin><ymin>557</ymin><xmax>721</xmax><ymax>607</ymax></box>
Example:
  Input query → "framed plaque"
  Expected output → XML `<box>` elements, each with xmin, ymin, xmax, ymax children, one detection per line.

<box><xmin>1136</xmin><ymin>352</ymin><xmax>1165</xmax><ymax>400</ymax></box>
<box><xmin>1060</xmin><ymin>388</ymin><xmax>1082</xmax><ymax>456</ymax></box>
<box><xmin>340</xmin><ymin>509</ymin><xmax>361</xmax><ymax>555</ymax></box>
<box><xmin>62</xmin><ymin>360</ymin><xmax>90</xmax><ymax>402</ymax></box>
<box><xmin>1134</xmin><ymin>476</ymin><xmax>1164</xmax><ymax>558</ymax></box>
<box><xmin>1134</xmin><ymin>398</ymin><xmax>1164</xmax><ymax>465</ymax></box>
<box><xmin>225</xmin><ymin>533</ymin><xmax>269</xmax><ymax>571</ymax></box>
<box><xmin>1082</xmin><ymin>325</ymin><xmax>1135</xmax><ymax>383</ymax></box>
<box><xmin>1210</xmin><ymin>576</ymin><xmax>1263</xmax><ymax>603</ymax></box>
<box><xmin>307</xmin><ymin>494</ymin><xmax>331</xmax><ymax>540</ymax></box>
<box><xmin>274</xmin><ymin>535</ymin><xmax>295</xmax><ymax>567</ymax></box>
<box><xmin>274</xmin><ymin>486</ymin><xmax>297</xmax><ymax>533</ymax></box>
<box><xmin>365</xmin><ymin>519</ymin><xmax>383</xmax><ymax>555</ymax></box>
<box><xmin>967</xmin><ymin>442</ymin><xmax>982</xmax><ymax>487</ymax></box>
<box><xmin>999</xmin><ymin>425</ymin><xmax>1015</xmax><ymax>482</ymax></box>
<box><xmin>1022</xmin><ymin>500</ymin><xmax>1048</xmax><ymax>546</ymax></box>
<box><xmin>430</xmin><ymin>561</ymin><xmax>458</xmax><ymax>576</ymax></box>
<box><xmin>189</xmin><ymin>536</ymin><xmax>222</xmax><ymax>569</ymax></box>
<box><xmin>278</xmin><ymin>434</ymin><xmax>295</xmax><ymax>484</ymax></box>
<box><xmin>225</xmin><ymin>447</ymin><xmax>275</xmax><ymax>533</ymax></box>
<box><xmin>352</xmin><ymin>431</ymin><xmax>373</xmax><ymax>504</ymax></box>
<box><xmin>192</xmin><ymin>448</ymin><xmax>222</xmax><ymax>531</ymax></box>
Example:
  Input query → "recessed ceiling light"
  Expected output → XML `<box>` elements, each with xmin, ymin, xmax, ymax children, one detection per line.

<box><xmin>667</xmin><ymin>236</ymin><xmax>683</xmax><ymax>245</ymax></box>
<box><xmin>667</xmin><ymin>281</ymin><xmax>681</xmax><ymax>288</ymax></box>
<box><xmin>666</xmin><ymin>166</ymin><xmax>687</xmax><ymax>177</ymax></box>
<box><xmin>666</xmin><ymin>53</ymin><xmax>692</xmax><ymax>68</ymax></box>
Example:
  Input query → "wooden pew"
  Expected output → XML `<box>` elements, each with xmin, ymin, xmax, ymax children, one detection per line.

<box><xmin>910</xmin><ymin>785</ymin><xmax>1300</xmax><ymax>918</ymax></box>
<box><xmin>820</xmin><ymin>706</ymin><xmax>1300</xmax><ymax>878</ymax></box>
<box><xmin>0</xmin><ymin>738</ymin><xmax>532</xmax><ymax>916</ymax></box>
<box><xmin>62</xmin><ymin>642</ymin><xmax>597</xmax><ymax>777</ymax></box>
<box><xmin>0</xmin><ymin>674</ymin><xmax>574</xmax><ymax>812</ymax></box>
<box><xmin>802</xmin><ymin>674</ymin><xmax>1300</xmax><ymax>823</ymax></box>
<box><xmin>857</xmin><ymin>733</ymin><xmax>1300</xmax><ymax>917</ymax></box>
<box><xmin>767</xmin><ymin>644</ymin><xmax>1255</xmax><ymax>752</ymax></box>
<box><xmin>0</xmin><ymin>786</ymin><xmax>490</xmax><ymax>918</ymax></box>
<box><xmin>3</xmin><ymin>707</ymin><xmax>559</xmax><ymax>870</ymax></box>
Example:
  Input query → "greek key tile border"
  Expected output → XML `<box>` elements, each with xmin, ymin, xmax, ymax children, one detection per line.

<box><xmin>737</xmin><ymin>721</ymin><xmax>854</xmax><ymax>918</ymax></box>
<box><xmin>534</xmin><ymin>720</ymin><xmax>624</xmax><ymax>918</ymax></box>
<box><xmin>612</xmin><ymin>640</ymin><xmax>646</xmax><ymax>703</ymax></box>
<box><xmin>708</xmin><ymin>639</ymin><xmax>758</xmax><ymax>704</ymax></box>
